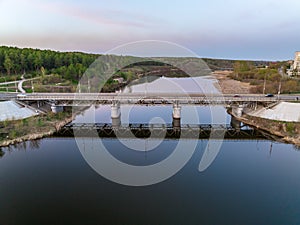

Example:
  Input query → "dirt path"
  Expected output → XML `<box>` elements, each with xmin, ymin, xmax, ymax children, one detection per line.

<box><xmin>212</xmin><ymin>71</ymin><xmax>252</xmax><ymax>94</ymax></box>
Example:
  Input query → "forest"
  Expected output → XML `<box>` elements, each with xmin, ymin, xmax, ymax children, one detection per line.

<box><xmin>0</xmin><ymin>46</ymin><xmax>242</xmax><ymax>82</ymax></box>
<box><xmin>0</xmin><ymin>46</ymin><xmax>98</xmax><ymax>82</ymax></box>
<box><xmin>2</xmin><ymin>46</ymin><xmax>297</xmax><ymax>94</ymax></box>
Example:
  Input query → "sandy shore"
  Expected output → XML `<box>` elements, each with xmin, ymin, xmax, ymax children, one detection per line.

<box><xmin>212</xmin><ymin>71</ymin><xmax>251</xmax><ymax>94</ymax></box>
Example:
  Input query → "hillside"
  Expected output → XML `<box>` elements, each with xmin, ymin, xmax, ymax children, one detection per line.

<box><xmin>0</xmin><ymin>46</ymin><xmax>278</xmax><ymax>93</ymax></box>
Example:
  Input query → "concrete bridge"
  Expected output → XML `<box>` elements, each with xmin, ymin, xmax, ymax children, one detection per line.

<box><xmin>13</xmin><ymin>93</ymin><xmax>283</xmax><ymax>104</ymax></box>
<box><xmin>1</xmin><ymin>92</ymin><xmax>299</xmax><ymax>122</ymax></box>
<box><xmin>3</xmin><ymin>92</ymin><xmax>298</xmax><ymax>105</ymax></box>
<box><xmin>13</xmin><ymin>92</ymin><xmax>293</xmax><ymax>115</ymax></box>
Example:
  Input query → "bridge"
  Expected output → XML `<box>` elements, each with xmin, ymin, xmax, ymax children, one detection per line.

<box><xmin>2</xmin><ymin>92</ymin><xmax>299</xmax><ymax>104</ymax></box>
<box><xmin>1</xmin><ymin>92</ymin><xmax>299</xmax><ymax>120</ymax></box>
<box><xmin>57</xmin><ymin>122</ymin><xmax>269</xmax><ymax>140</ymax></box>
<box><xmin>12</xmin><ymin>93</ymin><xmax>284</xmax><ymax>104</ymax></box>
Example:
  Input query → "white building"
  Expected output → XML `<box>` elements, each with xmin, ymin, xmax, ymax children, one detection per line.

<box><xmin>287</xmin><ymin>51</ymin><xmax>300</xmax><ymax>76</ymax></box>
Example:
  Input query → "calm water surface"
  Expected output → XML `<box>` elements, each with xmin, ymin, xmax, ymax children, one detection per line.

<box><xmin>1</xmin><ymin>136</ymin><xmax>300</xmax><ymax>224</ymax></box>
<box><xmin>1</xmin><ymin>77</ymin><xmax>300</xmax><ymax>225</ymax></box>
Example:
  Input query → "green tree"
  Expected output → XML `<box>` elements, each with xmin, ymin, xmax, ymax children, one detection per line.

<box><xmin>4</xmin><ymin>54</ymin><xmax>12</xmax><ymax>75</ymax></box>
<box><xmin>20</xmin><ymin>53</ymin><xmax>27</xmax><ymax>73</ymax></box>
<box><xmin>34</xmin><ymin>52</ymin><xmax>42</xmax><ymax>70</ymax></box>
<box><xmin>40</xmin><ymin>66</ymin><xmax>46</xmax><ymax>77</ymax></box>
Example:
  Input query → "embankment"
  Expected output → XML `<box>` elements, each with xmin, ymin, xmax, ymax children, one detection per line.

<box><xmin>229</xmin><ymin>110</ymin><xmax>300</xmax><ymax>146</ymax></box>
<box><xmin>0</xmin><ymin>112</ymin><xmax>75</xmax><ymax>148</ymax></box>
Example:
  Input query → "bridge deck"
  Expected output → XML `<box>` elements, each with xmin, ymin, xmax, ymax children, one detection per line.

<box><xmin>12</xmin><ymin>93</ymin><xmax>282</xmax><ymax>105</ymax></box>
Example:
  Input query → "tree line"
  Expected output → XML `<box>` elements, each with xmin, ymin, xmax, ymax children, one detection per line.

<box><xmin>0</xmin><ymin>46</ymin><xmax>98</xmax><ymax>82</ymax></box>
<box><xmin>231</xmin><ymin>60</ymin><xmax>300</xmax><ymax>94</ymax></box>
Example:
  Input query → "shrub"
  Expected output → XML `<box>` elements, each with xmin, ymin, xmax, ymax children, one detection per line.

<box><xmin>286</xmin><ymin>123</ymin><xmax>295</xmax><ymax>134</ymax></box>
<box><xmin>37</xmin><ymin>118</ymin><xmax>44</xmax><ymax>127</ymax></box>
<box><xmin>22</xmin><ymin>118</ymin><xmax>28</xmax><ymax>126</ymax></box>
<box><xmin>9</xmin><ymin>130</ymin><xmax>18</xmax><ymax>138</ymax></box>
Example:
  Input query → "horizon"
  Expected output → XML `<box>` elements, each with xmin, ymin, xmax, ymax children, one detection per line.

<box><xmin>0</xmin><ymin>45</ymin><xmax>292</xmax><ymax>62</ymax></box>
<box><xmin>1</xmin><ymin>0</ymin><xmax>300</xmax><ymax>60</ymax></box>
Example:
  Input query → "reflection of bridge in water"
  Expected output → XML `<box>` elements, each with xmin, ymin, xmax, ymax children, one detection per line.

<box><xmin>57</xmin><ymin>122</ymin><xmax>268</xmax><ymax>140</ymax></box>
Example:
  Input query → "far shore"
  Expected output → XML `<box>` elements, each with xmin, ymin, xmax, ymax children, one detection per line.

<box><xmin>214</xmin><ymin>70</ymin><xmax>300</xmax><ymax>147</ymax></box>
<box><xmin>212</xmin><ymin>70</ymin><xmax>251</xmax><ymax>94</ymax></box>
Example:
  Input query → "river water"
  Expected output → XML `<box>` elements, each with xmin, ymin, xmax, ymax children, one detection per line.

<box><xmin>1</xmin><ymin>76</ymin><xmax>300</xmax><ymax>225</ymax></box>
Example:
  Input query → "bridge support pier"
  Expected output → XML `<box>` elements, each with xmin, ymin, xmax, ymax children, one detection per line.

<box><xmin>111</xmin><ymin>101</ymin><xmax>121</xmax><ymax>127</ymax></box>
<box><xmin>172</xmin><ymin>101</ymin><xmax>181</xmax><ymax>129</ymax></box>
<box><xmin>230</xmin><ymin>116</ymin><xmax>242</xmax><ymax>129</ymax></box>
<box><xmin>51</xmin><ymin>104</ymin><xmax>63</xmax><ymax>113</ymax></box>
<box><xmin>232</xmin><ymin>105</ymin><xmax>244</xmax><ymax>117</ymax></box>
<box><xmin>111</xmin><ymin>101</ymin><xmax>121</xmax><ymax>118</ymax></box>
<box><xmin>112</xmin><ymin>117</ymin><xmax>121</xmax><ymax>127</ymax></box>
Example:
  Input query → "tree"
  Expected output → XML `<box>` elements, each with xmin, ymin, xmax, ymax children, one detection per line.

<box><xmin>40</xmin><ymin>66</ymin><xmax>46</xmax><ymax>77</ymax></box>
<box><xmin>4</xmin><ymin>54</ymin><xmax>12</xmax><ymax>75</ymax></box>
<box><xmin>0</xmin><ymin>46</ymin><xmax>98</xmax><ymax>78</ymax></box>
<box><xmin>34</xmin><ymin>52</ymin><xmax>42</xmax><ymax>71</ymax></box>
<box><xmin>20</xmin><ymin>53</ymin><xmax>27</xmax><ymax>73</ymax></box>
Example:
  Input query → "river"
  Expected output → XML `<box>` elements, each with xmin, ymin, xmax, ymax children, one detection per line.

<box><xmin>0</xmin><ymin>76</ymin><xmax>300</xmax><ymax>225</ymax></box>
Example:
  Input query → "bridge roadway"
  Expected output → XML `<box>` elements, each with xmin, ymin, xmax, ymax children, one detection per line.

<box><xmin>10</xmin><ymin>92</ymin><xmax>300</xmax><ymax>105</ymax></box>
<box><xmin>56</xmin><ymin>122</ymin><xmax>269</xmax><ymax>140</ymax></box>
<box><xmin>1</xmin><ymin>92</ymin><xmax>299</xmax><ymax>105</ymax></box>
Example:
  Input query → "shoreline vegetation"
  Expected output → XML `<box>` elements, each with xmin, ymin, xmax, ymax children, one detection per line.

<box><xmin>230</xmin><ymin>60</ymin><xmax>300</xmax><ymax>94</ymax></box>
<box><xmin>0</xmin><ymin>111</ymin><xmax>74</xmax><ymax>148</ymax></box>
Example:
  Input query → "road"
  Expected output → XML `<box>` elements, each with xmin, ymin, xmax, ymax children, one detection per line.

<box><xmin>0</xmin><ymin>92</ymin><xmax>18</xmax><ymax>100</ymax></box>
<box><xmin>0</xmin><ymin>76</ymin><xmax>39</xmax><ymax>93</ymax></box>
<box><xmin>17</xmin><ymin>79</ymin><xmax>26</xmax><ymax>93</ymax></box>
<box><xmin>0</xmin><ymin>80</ymin><xmax>19</xmax><ymax>85</ymax></box>
<box><xmin>1</xmin><ymin>92</ymin><xmax>299</xmax><ymax>102</ymax></box>
<box><xmin>10</xmin><ymin>92</ymin><xmax>299</xmax><ymax>104</ymax></box>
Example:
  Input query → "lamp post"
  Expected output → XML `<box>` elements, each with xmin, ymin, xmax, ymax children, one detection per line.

<box><xmin>15</xmin><ymin>78</ymin><xmax>17</xmax><ymax>93</ymax></box>
<box><xmin>263</xmin><ymin>73</ymin><xmax>267</xmax><ymax>95</ymax></box>
<box><xmin>277</xmin><ymin>78</ymin><xmax>282</xmax><ymax>100</ymax></box>
<box><xmin>4</xmin><ymin>77</ymin><xmax>8</xmax><ymax>92</ymax></box>
<box><xmin>31</xmin><ymin>78</ymin><xmax>34</xmax><ymax>93</ymax></box>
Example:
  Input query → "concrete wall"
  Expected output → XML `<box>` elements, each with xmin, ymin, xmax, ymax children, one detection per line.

<box><xmin>247</xmin><ymin>102</ymin><xmax>300</xmax><ymax>122</ymax></box>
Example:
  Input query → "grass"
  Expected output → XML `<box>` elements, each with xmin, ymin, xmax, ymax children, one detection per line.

<box><xmin>286</xmin><ymin>122</ymin><xmax>296</xmax><ymax>134</ymax></box>
<box><xmin>0</xmin><ymin>111</ymin><xmax>72</xmax><ymax>143</ymax></box>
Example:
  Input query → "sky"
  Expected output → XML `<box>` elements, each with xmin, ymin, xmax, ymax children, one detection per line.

<box><xmin>1</xmin><ymin>0</ymin><xmax>300</xmax><ymax>60</ymax></box>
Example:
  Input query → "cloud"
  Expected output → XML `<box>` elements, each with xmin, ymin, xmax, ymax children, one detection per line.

<box><xmin>36</xmin><ymin>1</ymin><xmax>159</xmax><ymax>29</ymax></box>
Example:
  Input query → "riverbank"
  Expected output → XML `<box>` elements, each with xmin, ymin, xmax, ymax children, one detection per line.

<box><xmin>0</xmin><ymin>112</ymin><xmax>74</xmax><ymax>148</ymax></box>
<box><xmin>229</xmin><ymin>110</ymin><xmax>300</xmax><ymax>146</ymax></box>
<box><xmin>212</xmin><ymin>71</ymin><xmax>251</xmax><ymax>94</ymax></box>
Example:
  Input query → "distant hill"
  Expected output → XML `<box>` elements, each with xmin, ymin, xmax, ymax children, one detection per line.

<box><xmin>202</xmin><ymin>58</ymin><xmax>272</xmax><ymax>71</ymax></box>
<box><xmin>0</xmin><ymin>46</ymin><xmax>275</xmax><ymax>81</ymax></box>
